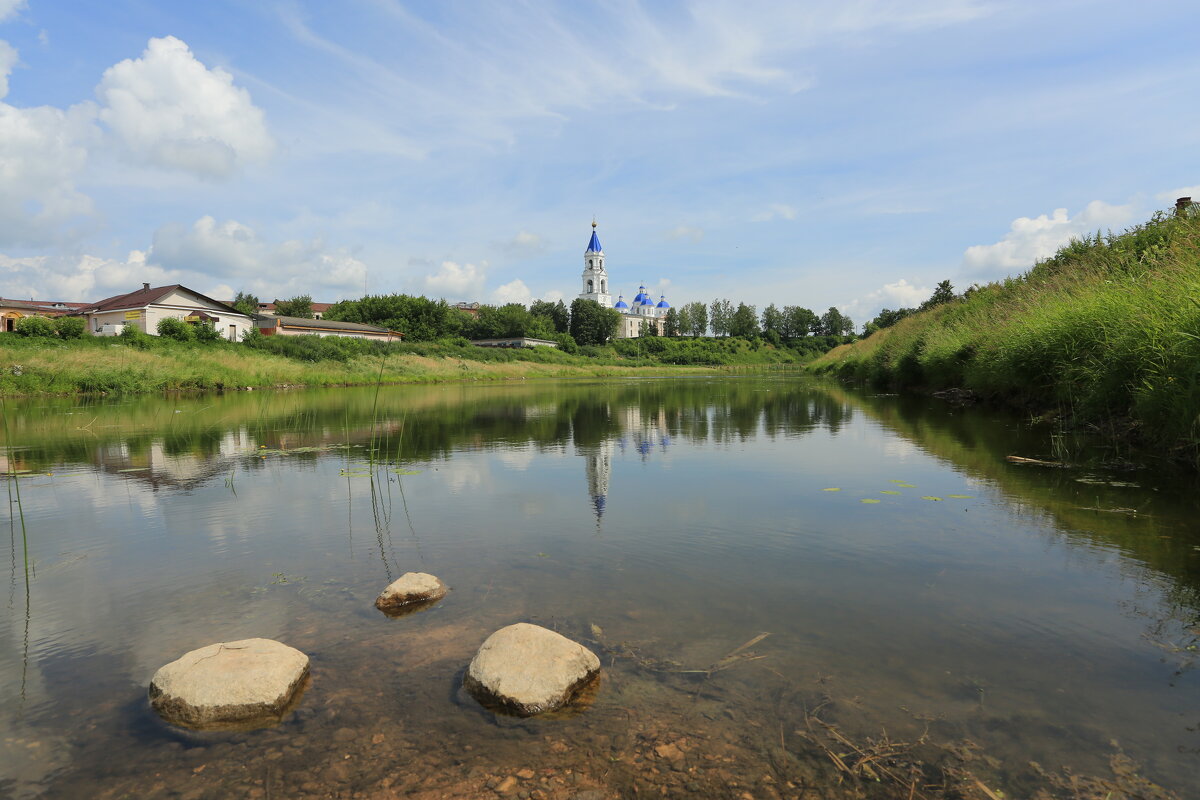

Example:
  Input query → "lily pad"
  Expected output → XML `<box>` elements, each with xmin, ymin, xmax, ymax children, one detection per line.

<box><xmin>392</xmin><ymin>469</ymin><xmax>422</xmax><ymax>476</ymax></box>
<box><xmin>946</xmin><ymin>494</ymin><xmax>973</xmax><ymax>499</ymax></box>
<box><xmin>822</xmin><ymin>487</ymin><xmax>841</xmax><ymax>492</ymax></box>
<box><xmin>860</xmin><ymin>498</ymin><xmax>881</xmax><ymax>504</ymax></box>
<box><xmin>880</xmin><ymin>490</ymin><xmax>901</xmax><ymax>495</ymax></box>
<box><xmin>921</xmin><ymin>496</ymin><xmax>943</xmax><ymax>501</ymax></box>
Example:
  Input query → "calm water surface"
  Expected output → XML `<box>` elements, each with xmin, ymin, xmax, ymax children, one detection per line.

<box><xmin>2</xmin><ymin>377</ymin><xmax>1198</xmax><ymax>799</ymax></box>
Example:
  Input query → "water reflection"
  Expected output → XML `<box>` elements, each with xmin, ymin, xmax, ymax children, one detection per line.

<box><xmin>1</xmin><ymin>378</ymin><xmax>1199</xmax><ymax>798</ymax></box>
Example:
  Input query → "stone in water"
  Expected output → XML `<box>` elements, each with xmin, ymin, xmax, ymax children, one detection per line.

<box><xmin>149</xmin><ymin>638</ymin><xmax>309</xmax><ymax>730</ymax></box>
<box><xmin>464</xmin><ymin>622</ymin><xmax>600</xmax><ymax>716</ymax></box>
<box><xmin>374</xmin><ymin>572</ymin><xmax>448</xmax><ymax>615</ymax></box>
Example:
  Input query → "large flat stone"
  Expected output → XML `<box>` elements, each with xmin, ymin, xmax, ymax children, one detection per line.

<box><xmin>464</xmin><ymin>623</ymin><xmax>600</xmax><ymax>716</ymax></box>
<box><xmin>149</xmin><ymin>638</ymin><xmax>309</xmax><ymax>729</ymax></box>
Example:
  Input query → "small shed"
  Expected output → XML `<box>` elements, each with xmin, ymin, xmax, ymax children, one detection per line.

<box><xmin>257</xmin><ymin>316</ymin><xmax>402</xmax><ymax>342</ymax></box>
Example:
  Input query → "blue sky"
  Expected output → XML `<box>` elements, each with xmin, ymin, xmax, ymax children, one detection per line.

<box><xmin>1</xmin><ymin>0</ymin><xmax>1197</xmax><ymax>324</ymax></box>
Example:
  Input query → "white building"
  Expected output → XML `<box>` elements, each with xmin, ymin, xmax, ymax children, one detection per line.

<box><xmin>577</xmin><ymin>222</ymin><xmax>670</xmax><ymax>338</ymax></box>
<box><xmin>76</xmin><ymin>283</ymin><xmax>255</xmax><ymax>341</ymax></box>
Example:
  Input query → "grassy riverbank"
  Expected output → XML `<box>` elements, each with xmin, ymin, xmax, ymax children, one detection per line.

<box><xmin>810</xmin><ymin>209</ymin><xmax>1200</xmax><ymax>463</ymax></box>
<box><xmin>0</xmin><ymin>333</ymin><xmax>805</xmax><ymax>395</ymax></box>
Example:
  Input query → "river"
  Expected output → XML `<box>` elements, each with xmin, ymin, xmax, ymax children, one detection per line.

<box><xmin>1</xmin><ymin>376</ymin><xmax>1197</xmax><ymax>799</ymax></box>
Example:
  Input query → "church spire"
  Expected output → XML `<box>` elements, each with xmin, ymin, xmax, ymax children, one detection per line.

<box><xmin>586</xmin><ymin>219</ymin><xmax>603</xmax><ymax>254</ymax></box>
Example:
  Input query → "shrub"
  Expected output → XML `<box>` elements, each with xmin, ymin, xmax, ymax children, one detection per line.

<box><xmin>193</xmin><ymin>321</ymin><xmax>222</xmax><ymax>343</ymax></box>
<box><xmin>119</xmin><ymin>324</ymin><xmax>153</xmax><ymax>349</ymax></box>
<box><xmin>13</xmin><ymin>315</ymin><xmax>57</xmax><ymax>337</ymax></box>
<box><xmin>157</xmin><ymin>317</ymin><xmax>194</xmax><ymax>342</ymax></box>
<box><xmin>54</xmin><ymin>316</ymin><xmax>86</xmax><ymax>339</ymax></box>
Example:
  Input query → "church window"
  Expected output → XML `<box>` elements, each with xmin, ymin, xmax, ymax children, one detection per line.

<box><xmin>601</xmin><ymin>280</ymin><xmax>606</xmax><ymax>293</ymax></box>
<box><xmin>587</xmin><ymin>279</ymin><xmax>593</xmax><ymax>292</ymax></box>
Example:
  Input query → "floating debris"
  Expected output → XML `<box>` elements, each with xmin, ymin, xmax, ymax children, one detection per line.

<box><xmin>1006</xmin><ymin>455</ymin><xmax>1066</xmax><ymax>468</ymax></box>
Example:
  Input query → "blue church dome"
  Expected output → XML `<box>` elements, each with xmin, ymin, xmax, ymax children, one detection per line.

<box><xmin>633</xmin><ymin>285</ymin><xmax>651</xmax><ymax>305</ymax></box>
<box><xmin>656</xmin><ymin>296</ymin><xmax>670</xmax><ymax>309</ymax></box>
<box><xmin>613</xmin><ymin>296</ymin><xmax>629</xmax><ymax>309</ymax></box>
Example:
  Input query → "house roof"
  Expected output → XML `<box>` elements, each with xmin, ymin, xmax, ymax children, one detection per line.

<box><xmin>269</xmin><ymin>316</ymin><xmax>401</xmax><ymax>335</ymax></box>
<box><xmin>77</xmin><ymin>285</ymin><xmax>248</xmax><ymax>317</ymax></box>
<box><xmin>257</xmin><ymin>301</ymin><xmax>334</xmax><ymax>313</ymax></box>
<box><xmin>0</xmin><ymin>299</ymin><xmax>69</xmax><ymax>312</ymax></box>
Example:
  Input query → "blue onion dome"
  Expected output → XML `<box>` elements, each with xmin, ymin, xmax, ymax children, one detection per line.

<box><xmin>633</xmin><ymin>286</ymin><xmax>651</xmax><ymax>305</ymax></box>
<box><xmin>656</xmin><ymin>295</ymin><xmax>670</xmax><ymax>309</ymax></box>
<box><xmin>614</xmin><ymin>296</ymin><xmax>629</xmax><ymax>309</ymax></box>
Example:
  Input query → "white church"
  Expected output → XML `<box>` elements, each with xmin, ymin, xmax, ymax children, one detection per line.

<box><xmin>578</xmin><ymin>221</ymin><xmax>670</xmax><ymax>338</ymax></box>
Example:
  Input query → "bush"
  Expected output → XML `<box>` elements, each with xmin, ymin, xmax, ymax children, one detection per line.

<box><xmin>157</xmin><ymin>317</ymin><xmax>194</xmax><ymax>342</ymax></box>
<box><xmin>193</xmin><ymin>321</ymin><xmax>222</xmax><ymax>343</ymax></box>
<box><xmin>13</xmin><ymin>315</ymin><xmax>57</xmax><ymax>337</ymax></box>
<box><xmin>119</xmin><ymin>324</ymin><xmax>153</xmax><ymax>349</ymax></box>
<box><xmin>54</xmin><ymin>316</ymin><xmax>86</xmax><ymax>339</ymax></box>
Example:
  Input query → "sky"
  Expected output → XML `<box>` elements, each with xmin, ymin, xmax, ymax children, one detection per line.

<box><xmin>0</xmin><ymin>0</ymin><xmax>1198</xmax><ymax>325</ymax></box>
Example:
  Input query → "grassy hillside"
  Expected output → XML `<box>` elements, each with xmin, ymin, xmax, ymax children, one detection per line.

<box><xmin>810</xmin><ymin>209</ymin><xmax>1200</xmax><ymax>463</ymax></box>
<box><xmin>0</xmin><ymin>332</ymin><xmax>809</xmax><ymax>396</ymax></box>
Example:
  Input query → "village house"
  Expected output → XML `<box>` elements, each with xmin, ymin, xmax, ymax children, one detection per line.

<box><xmin>74</xmin><ymin>284</ymin><xmax>255</xmax><ymax>341</ymax></box>
<box><xmin>0</xmin><ymin>299</ymin><xmax>88</xmax><ymax>331</ymax></box>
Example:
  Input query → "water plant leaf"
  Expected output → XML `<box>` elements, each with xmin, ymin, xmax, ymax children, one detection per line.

<box><xmin>822</xmin><ymin>487</ymin><xmax>841</xmax><ymax>492</ymax></box>
<box><xmin>879</xmin><ymin>490</ymin><xmax>901</xmax><ymax>495</ymax></box>
<box><xmin>921</xmin><ymin>496</ymin><xmax>943</xmax><ymax>501</ymax></box>
<box><xmin>946</xmin><ymin>494</ymin><xmax>973</xmax><ymax>499</ymax></box>
<box><xmin>392</xmin><ymin>469</ymin><xmax>422</xmax><ymax>475</ymax></box>
<box><xmin>860</xmin><ymin>498</ymin><xmax>881</xmax><ymax>504</ymax></box>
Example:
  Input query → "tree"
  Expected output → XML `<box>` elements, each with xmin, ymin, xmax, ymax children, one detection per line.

<box><xmin>818</xmin><ymin>307</ymin><xmax>854</xmax><ymax>336</ymax></box>
<box><xmin>569</xmin><ymin>298</ymin><xmax>620</xmax><ymax>346</ymax></box>
<box><xmin>473</xmin><ymin>303</ymin><xmax>533</xmax><ymax>338</ymax></box>
<box><xmin>709</xmin><ymin>298</ymin><xmax>734</xmax><ymax>337</ymax></box>
<box><xmin>682</xmin><ymin>301</ymin><xmax>708</xmax><ymax>338</ymax></box>
<box><xmin>863</xmin><ymin>307</ymin><xmax>915</xmax><ymax>337</ymax></box>
<box><xmin>530</xmin><ymin>299</ymin><xmax>570</xmax><ymax>333</ymax></box>
<box><xmin>324</xmin><ymin>294</ymin><xmax>463</xmax><ymax>340</ymax></box>
<box><xmin>274</xmin><ymin>294</ymin><xmax>314</xmax><ymax>318</ymax></box>
<box><xmin>729</xmin><ymin>303</ymin><xmax>759</xmax><ymax>338</ymax></box>
<box><xmin>781</xmin><ymin>306</ymin><xmax>818</xmax><ymax>339</ymax></box>
<box><xmin>232</xmin><ymin>291</ymin><xmax>260</xmax><ymax>317</ymax></box>
<box><xmin>919</xmin><ymin>280</ymin><xmax>955</xmax><ymax>311</ymax></box>
<box><xmin>761</xmin><ymin>303</ymin><xmax>784</xmax><ymax>337</ymax></box>
<box><xmin>663</xmin><ymin>307</ymin><xmax>681</xmax><ymax>337</ymax></box>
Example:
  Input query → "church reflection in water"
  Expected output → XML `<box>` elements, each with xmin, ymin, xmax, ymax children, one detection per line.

<box><xmin>578</xmin><ymin>403</ymin><xmax>671</xmax><ymax>526</ymax></box>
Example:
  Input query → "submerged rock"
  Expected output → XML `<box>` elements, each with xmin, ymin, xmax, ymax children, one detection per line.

<box><xmin>149</xmin><ymin>638</ymin><xmax>309</xmax><ymax>730</ymax></box>
<box><xmin>374</xmin><ymin>572</ymin><xmax>448</xmax><ymax>615</ymax></box>
<box><xmin>464</xmin><ymin>623</ymin><xmax>600</xmax><ymax>716</ymax></box>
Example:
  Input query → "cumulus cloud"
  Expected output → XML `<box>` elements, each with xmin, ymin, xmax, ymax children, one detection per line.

<box><xmin>752</xmin><ymin>204</ymin><xmax>797</xmax><ymax>222</ymax></box>
<box><xmin>148</xmin><ymin>215</ymin><xmax>367</xmax><ymax>298</ymax></box>
<box><xmin>491</xmin><ymin>279</ymin><xmax>532</xmax><ymax>305</ymax></box>
<box><xmin>423</xmin><ymin>260</ymin><xmax>486</xmax><ymax>299</ymax></box>
<box><xmin>0</xmin><ymin>0</ymin><xmax>25</xmax><ymax>23</ymax></box>
<box><xmin>0</xmin><ymin>38</ymin><xmax>16</xmax><ymax>99</ymax></box>
<box><xmin>96</xmin><ymin>36</ymin><xmax>274</xmax><ymax>178</ymax></box>
<box><xmin>0</xmin><ymin>250</ymin><xmax>176</xmax><ymax>301</ymax></box>
<box><xmin>0</xmin><ymin>96</ymin><xmax>99</xmax><ymax>247</ymax></box>
<box><xmin>840</xmin><ymin>278</ymin><xmax>932</xmax><ymax>322</ymax></box>
<box><xmin>961</xmin><ymin>200</ymin><xmax>1135</xmax><ymax>278</ymax></box>
<box><xmin>666</xmin><ymin>225</ymin><xmax>704</xmax><ymax>242</ymax></box>
<box><xmin>1156</xmin><ymin>185</ymin><xmax>1200</xmax><ymax>204</ymax></box>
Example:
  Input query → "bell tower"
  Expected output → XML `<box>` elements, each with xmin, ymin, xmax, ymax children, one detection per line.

<box><xmin>579</xmin><ymin>220</ymin><xmax>612</xmax><ymax>308</ymax></box>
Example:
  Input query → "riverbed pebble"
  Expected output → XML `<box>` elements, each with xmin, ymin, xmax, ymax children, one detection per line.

<box><xmin>374</xmin><ymin>572</ymin><xmax>448</xmax><ymax>613</ymax></box>
<box><xmin>148</xmin><ymin>638</ymin><xmax>309</xmax><ymax>729</ymax></box>
<box><xmin>464</xmin><ymin>623</ymin><xmax>600</xmax><ymax>716</ymax></box>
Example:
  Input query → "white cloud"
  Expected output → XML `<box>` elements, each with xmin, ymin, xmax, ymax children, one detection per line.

<box><xmin>0</xmin><ymin>250</ymin><xmax>177</xmax><ymax>301</ymax></box>
<box><xmin>423</xmin><ymin>260</ymin><xmax>486</xmax><ymax>299</ymax></box>
<box><xmin>752</xmin><ymin>203</ymin><xmax>797</xmax><ymax>222</ymax></box>
<box><xmin>149</xmin><ymin>215</ymin><xmax>367</xmax><ymax>298</ymax></box>
<box><xmin>491</xmin><ymin>278</ymin><xmax>532</xmax><ymax>306</ymax></box>
<box><xmin>542</xmin><ymin>289</ymin><xmax>564</xmax><ymax>303</ymax></box>
<box><xmin>96</xmin><ymin>36</ymin><xmax>274</xmax><ymax>178</ymax></box>
<box><xmin>1156</xmin><ymin>185</ymin><xmax>1200</xmax><ymax>204</ymax></box>
<box><xmin>0</xmin><ymin>0</ymin><xmax>25</xmax><ymax>23</ymax></box>
<box><xmin>840</xmin><ymin>278</ymin><xmax>932</xmax><ymax>322</ymax></box>
<box><xmin>961</xmin><ymin>200</ymin><xmax>1135</xmax><ymax>279</ymax></box>
<box><xmin>0</xmin><ymin>38</ymin><xmax>16</xmax><ymax>99</ymax></box>
<box><xmin>666</xmin><ymin>225</ymin><xmax>704</xmax><ymax>242</ymax></box>
<box><xmin>0</xmin><ymin>97</ymin><xmax>99</xmax><ymax>247</ymax></box>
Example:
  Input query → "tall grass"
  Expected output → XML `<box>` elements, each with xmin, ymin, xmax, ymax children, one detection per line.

<box><xmin>810</xmin><ymin>209</ymin><xmax>1200</xmax><ymax>463</ymax></box>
